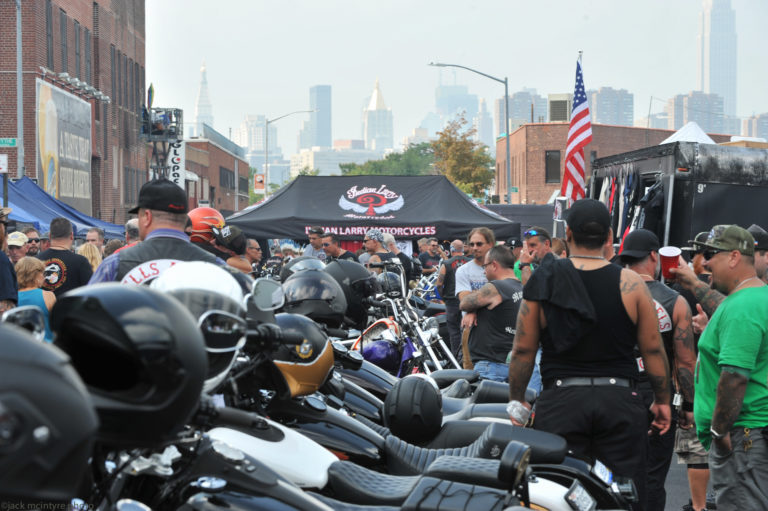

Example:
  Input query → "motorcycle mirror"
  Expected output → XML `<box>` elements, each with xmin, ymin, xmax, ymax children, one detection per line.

<box><xmin>1</xmin><ymin>305</ymin><xmax>46</xmax><ymax>342</ymax></box>
<box><xmin>498</xmin><ymin>440</ymin><xmax>532</xmax><ymax>490</ymax></box>
<box><xmin>251</xmin><ymin>278</ymin><xmax>285</xmax><ymax>311</ymax></box>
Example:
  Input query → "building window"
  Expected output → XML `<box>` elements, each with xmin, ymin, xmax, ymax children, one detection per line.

<box><xmin>127</xmin><ymin>58</ymin><xmax>133</xmax><ymax>112</ymax></box>
<box><xmin>134</xmin><ymin>62</ymin><xmax>140</xmax><ymax>114</ymax></box>
<box><xmin>74</xmin><ymin>21</ymin><xmax>80</xmax><ymax>79</ymax></box>
<box><xmin>545</xmin><ymin>150</ymin><xmax>561</xmax><ymax>183</ymax></box>
<box><xmin>110</xmin><ymin>45</ymin><xmax>115</xmax><ymax>100</ymax></box>
<box><xmin>123</xmin><ymin>54</ymin><xmax>128</xmax><ymax>108</ymax></box>
<box><xmin>84</xmin><ymin>28</ymin><xmax>91</xmax><ymax>84</ymax></box>
<box><xmin>239</xmin><ymin>176</ymin><xmax>248</xmax><ymax>194</ymax></box>
<box><xmin>116</xmin><ymin>51</ymin><xmax>122</xmax><ymax>106</ymax></box>
<box><xmin>59</xmin><ymin>9</ymin><xmax>68</xmax><ymax>73</ymax></box>
<box><xmin>46</xmin><ymin>1</ymin><xmax>54</xmax><ymax>70</ymax></box>
<box><xmin>219</xmin><ymin>167</ymin><xmax>235</xmax><ymax>189</ymax></box>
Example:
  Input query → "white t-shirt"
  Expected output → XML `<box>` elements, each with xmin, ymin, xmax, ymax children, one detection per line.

<box><xmin>455</xmin><ymin>259</ymin><xmax>488</xmax><ymax>295</ymax></box>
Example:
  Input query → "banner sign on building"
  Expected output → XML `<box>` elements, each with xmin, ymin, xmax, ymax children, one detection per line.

<box><xmin>35</xmin><ymin>79</ymin><xmax>92</xmax><ymax>214</ymax></box>
<box><xmin>168</xmin><ymin>140</ymin><xmax>185</xmax><ymax>189</ymax></box>
<box><xmin>253</xmin><ymin>173</ymin><xmax>265</xmax><ymax>193</ymax></box>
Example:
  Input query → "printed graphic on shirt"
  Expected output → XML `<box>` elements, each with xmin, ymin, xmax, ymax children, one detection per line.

<box><xmin>121</xmin><ymin>259</ymin><xmax>182</xmax><ymax>285</ymax></box>
<box><xmin>43</xmin><ymin>258</ymin><xmax>67</xmax><ymax>291</ymax></box>
<box><xmin>653</xmin><ymin>299</ymin><xmax>672</xmax><ymax>332</ymax></box>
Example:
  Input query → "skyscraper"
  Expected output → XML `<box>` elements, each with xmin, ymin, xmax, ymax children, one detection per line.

<box><xmin>666</xmin><ymin>91</ymin><xmax>724</xmax><ymax>133</ymax></box>
<box><xmin>193</xmin><ymin>61</ymin><xmax>214</xmax><ymax>137</ymax></box>
<box><xmin>697</xmin><ymin>0</ymin><xmax>737</xmax><ymax>116</ymax></box>
<box><xmin>494</xmin><ymin>89</ymin><xmax>547</xmax><ymax>137</ymax></box>
<box><xmin>588</xmin><ymin>87</ymin><xmax>634</xmax><ymax>126</ymax></box>
<box><xmin>362</xmin><ymin>80</ymin><xmax>394</xmax><ymax>151</ymax></box>
<box><xmin>474</xmin><ymin>98</ymin><xmax>494</xmax><ymax>152</ymax></box>
<box><xmin>299</xmin><ymin>85</ymin><xmax>332</xmax><ymax>149</ymax></box>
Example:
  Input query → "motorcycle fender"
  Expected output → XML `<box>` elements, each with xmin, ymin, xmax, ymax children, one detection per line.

<box><xmin>207</xmin><ymin>423</ymin><xmax>336</xmax><ymax>489</ymax></box>
<box><xmin>527</xmin><ymin>476</ymin><xmax>571</xmax><ymax>510</ymax></box>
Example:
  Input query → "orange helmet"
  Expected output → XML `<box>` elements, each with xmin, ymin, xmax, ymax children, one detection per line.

<box><xmin>188</xmin><ymin>207</ymin><xmax>225</xmax><ymax>243</ymax></box>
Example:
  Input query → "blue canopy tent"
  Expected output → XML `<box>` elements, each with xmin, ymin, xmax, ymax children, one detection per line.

<box><xmin>4</xmin><ymin>177</ymin><xmax>124</xmax><ymax>238</ymax></box>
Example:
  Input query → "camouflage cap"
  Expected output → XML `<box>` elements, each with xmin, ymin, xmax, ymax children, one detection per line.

<box><xmin>700</xmin><ymin>225</ymin><xmax>754</xmax><ymax>257</ymax></box>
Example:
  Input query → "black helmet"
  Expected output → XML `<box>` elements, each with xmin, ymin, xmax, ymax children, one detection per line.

<box><xmin>0</xmin><ymin>324</ymin><xmax>98</xmax><ymax>502</ymax></box>
<box><xmin>282</xmin><ymin>268</ymin><xmax>347</xmax><ymax>328</ymax></box>
<box><xmin>273</xmin><ymin>313</ymin><xmax>334</xmax><ymax>398</ymax></box>
<box><xmin>383</xmin><ymin>374</ymin><xmax>442</xmax><ymax>444</ymax></box>
<box><xmin>377</xmin><ymin>271</ymin><xmax>403</xmax><ymax>299</ymax></box>
<box><xmin>279</xmin><ymin>255</ymin><xmax>326</xmax><ymax>282</ymax></box>
<box><xmin>52</xmin><ymin>284</ymin><xmax>208</xmax><ymax>448</ymax></box>
<box><xmin>324</xmin><ymin>259</ymin><xmax>378</xmax><ymax>329</ymax></box>
<box><xmin>151</xmin><ymin>262</ymin><xmax>248</xmax><ymax>394</ymax></box>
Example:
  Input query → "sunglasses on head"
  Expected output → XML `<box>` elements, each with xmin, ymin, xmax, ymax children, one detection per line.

<box><xmin>468</xmin><ymin>241</ymin><xmax>485</xmax><ymax>247</ymax></box>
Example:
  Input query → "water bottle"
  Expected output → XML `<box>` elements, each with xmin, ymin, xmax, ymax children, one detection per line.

<box><xmin>506</xmin><ymin>400</ymin><xmax>531</xmax><ymax>425</ymax></box>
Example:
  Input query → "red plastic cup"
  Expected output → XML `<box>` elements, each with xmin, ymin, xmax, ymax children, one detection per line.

<box><xmin>659</xmin><ymin>246</ymin><xmax>682</xmax><ymax>280</ymax></box>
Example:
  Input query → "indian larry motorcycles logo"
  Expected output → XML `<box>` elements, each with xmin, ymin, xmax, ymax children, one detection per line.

<box><xmin>338</xmin><ymin>185</ymin><xmax>404</xmax><ymax>219</ymax></box>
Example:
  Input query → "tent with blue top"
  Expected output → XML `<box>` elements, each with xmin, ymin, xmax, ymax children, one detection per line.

<box><xmin>3</xmin><ymin>176</ymin><xmax>124</xmax><ymax>238</ymax></box>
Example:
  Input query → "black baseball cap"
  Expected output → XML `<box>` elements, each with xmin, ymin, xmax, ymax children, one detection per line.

<box><xmin>565</xmin><ymin>199</ymin><xmax>610</xmax><ymax>237</ymax></box>
<box><xmin>213</xmin><ymin>224</ymin><xmax>246</xmax><ymax>255</ymax></box>
<box><xmin>128</xmin><ymin>178</ymin><xmax>188</xmax><ymax>214</ymax></box>
<box><xmin>506</xmin><ymin>236</ymin><xmax>522</xmax><ymax>248</ymax></box>
<box><xmin>747</xmin><ymin>224</ymin><xmax>768</xmax><ymax>251</ymax></box>
<box><xmin>618</xmin><ymin>229</ymin><xmax>660</xmax><ymax>260</ymax></box>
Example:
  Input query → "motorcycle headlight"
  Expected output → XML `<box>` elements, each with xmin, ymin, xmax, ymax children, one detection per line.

<box><xmin>423</xmin><ymin>317</ymin><xmax>440</xmax><ymax>337</ymax></box>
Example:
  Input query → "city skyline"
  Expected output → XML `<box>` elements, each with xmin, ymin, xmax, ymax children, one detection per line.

<box><xmin>146</xmin><ymin>0</ymin><xmax>768</xmax><ymax>156</ymax></box>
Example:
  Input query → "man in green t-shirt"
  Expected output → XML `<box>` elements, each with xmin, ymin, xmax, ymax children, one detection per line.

<box><xmin>691</xmin><ymin>225</ymin><xmax>768</xmax><ymax>510</ymax></box>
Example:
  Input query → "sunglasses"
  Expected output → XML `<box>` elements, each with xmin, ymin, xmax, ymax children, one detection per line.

<box><xmin>27</xmin><ymin>238</ymin><xmax>41</xmax><ymax>243</ymax></box>
<box><xmin>702</xmin><ymin>249</ymin><xmax>727</xmax><ymax>261</ymax></box>
<box><xmin>363</xmin><ymin>239</ymin><xmax>372</xmax><ymax>242</ymax></box>
<box><xmin>322</xmin><ymin>242</ymin><xmax>332</xmax><ymax>247</ymax></box>
<box><xmin>468</xmin><ymin>242</ymin><xmax>485</xmax><ymax>247</ymax></box>
<box><xmin>481</xmin><ymin>261</ymin><xmax>494</xmax><ymax>269</ymax></box>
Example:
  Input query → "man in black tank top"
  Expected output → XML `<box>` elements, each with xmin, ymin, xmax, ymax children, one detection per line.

<box><xmin>508</xmin><ymin>199</ymin><xmax>672</xmax><ymax>511</ymax></box>
<box><xmin>436</xmin><ymin>240</ymin><xmax>470</xmax><ymax>357</ymax></box>
<box><xmin>619</xmin><ymin>229</ymin><xmax>697</xmax><ymax>511</ymax></box>
<box><xmin>459</xmin><ymin>245</ymin><xmax>523</xmax><ymax>382</ymax></box>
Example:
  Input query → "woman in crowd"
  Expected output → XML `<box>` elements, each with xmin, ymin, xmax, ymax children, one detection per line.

<box><xmin>77</xmin><ymin>241</ymin><xmax>102</xmax><ymax>272</ymax></box>
<box><xmin>14</xmin><ymin>256</ymin><xmax>56</xmax><ymax>342</ymax></box>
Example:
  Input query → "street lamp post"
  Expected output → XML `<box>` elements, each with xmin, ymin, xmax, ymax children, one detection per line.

<box><xmin>429</xmin><ymin>62</ymin><xmax>511</xmax><ymax>204</ymax></box>
<box><xmin>264</xmin><ymin>110</ymin><xmax>315</xmax><ymax>197</ymax></box>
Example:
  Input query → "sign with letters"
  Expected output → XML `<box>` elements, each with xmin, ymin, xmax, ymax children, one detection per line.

<box><xmin>168</xmin><ymin>140</ymin><xmax>185</xmax><ymax>189</ymax></box>
<box><xmin>35</xmin><ymin>79</ymin><xmax>92</xmax><ymax>214</ymax></box>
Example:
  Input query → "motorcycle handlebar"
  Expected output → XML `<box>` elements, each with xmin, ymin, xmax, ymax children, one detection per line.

<box><xmin>246</xmin><ymin>324</ymin><xmax>305</xmax><ymax>347</ymax></box>
<box><xmin>326</xmin><ymin>327</ymin><xmax>349</xmax><ymax>338</ymax></box>
<box><xmin>212</xmin><ymin>406</ymin><xmax>266</xmax><ymax>429</ymax></box>
<box><xmin>364</xmin><ymin>297</ymin><xmax>388</xmax><ymax>308</ymax></box>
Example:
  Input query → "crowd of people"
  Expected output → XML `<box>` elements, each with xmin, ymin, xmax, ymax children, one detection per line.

<box><xmin>1</xmin><ymin>180</ymin><xmax>767</xmax><ymax>511</ymax></box>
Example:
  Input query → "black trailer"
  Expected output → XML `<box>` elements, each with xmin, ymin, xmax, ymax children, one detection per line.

<box><xmin>589</xmin><ymin>141</ymin><xmax>768</xmax><ymax>247</ymax></box>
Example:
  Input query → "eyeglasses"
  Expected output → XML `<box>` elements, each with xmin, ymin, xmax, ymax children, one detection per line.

<box><xmin>481</xmin><ymin>261</ymin><xmax>494</xmax><ymax>269</ymax></box>
<box><xmin>247</xmin><ymin>246</ymin><xmax>261</xmax><ymax>251</ymax></box>
<box><xmin>363</xmin><ymin>239</ymin><xmax>372</xmax><ymax>242</ymax></box>
<box><xmin>702</xmin><ymin>249</ymin><xmax>727</xmax><ymax>261</ymax></box>
<box><xmin>468</xmin><ymin>242</ymin><xmax>485</xmax><ymax>247</ymax></box>
<box><xmin>27</xmin><ymin>238</ymin><xmax>40</xmax><ymax>243</ymax></box>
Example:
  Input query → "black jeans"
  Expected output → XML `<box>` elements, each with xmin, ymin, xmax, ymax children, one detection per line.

<box><xmin>534</xmin><ymin>384</ymin><xmax>649</xmax><ymax>511</ymax></box>
<box><xmin>444</xmin><ymin>302</ymin><xmax>462</xmax><ymax>359</ymax></box>
<box><xmin>639</xmin><ymin>381</ymin><xmax>676</xmax><ymax>511</ymax></box>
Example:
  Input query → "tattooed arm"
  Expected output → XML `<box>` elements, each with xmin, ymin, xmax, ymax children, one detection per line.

<box><xmin>459</xmin><ymin>282</ymin><xmax>501</xmax><ymax>312</ymax></box>
<box><xmin>711</xmin><ymin>366</ymin><xmax>749</xmax><ymax>451</ymax></box>
<box><xmin>508</xmin><ymin>299</ymin><xmax>539</xmax><ymax>404</ymax></box>
<box><xmin>435</xmin><ymin>264</ymin><xmax>446</xmax><ymax>297</ymax></box>
<box><xmin>672</xmin><ymin>296</ymin><xmax>697</xmax><ymax>428</ymax></box>
<box><xmin>669</xmin><ymin>264</ymin><xmax>724</xmax><ymax>316</ymax></box>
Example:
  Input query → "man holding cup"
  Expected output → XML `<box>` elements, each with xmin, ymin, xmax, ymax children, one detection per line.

<box><xmin>673</xmin><ymin>225</ymin><xmax>768</xmax><ymax>510</ymax></box>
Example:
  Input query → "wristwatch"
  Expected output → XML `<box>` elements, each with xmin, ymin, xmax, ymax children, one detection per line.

<box><xmin>710</xmin><ymin>427</ymin><xmax>728</xmax><ymax>439</ymax></box>
<box><xmin>519</xmin><ymin>262</ymin><xmax>531</xmax><ymax>269</ymax></box>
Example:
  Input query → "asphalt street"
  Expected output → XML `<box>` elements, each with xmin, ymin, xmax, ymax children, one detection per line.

<box><xmin>664</xmin><ymin>460</ymin><xmax>692</xmax><ymax>511</ymax></box>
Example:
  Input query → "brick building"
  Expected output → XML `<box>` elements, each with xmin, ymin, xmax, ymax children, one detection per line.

<box><xmin>186</xmin><ymin>125</ymin><xmax>250</xmax><ymax>217</ymax></box>
<box><xmin>0</xmin><ymin>0</ymin><xmax>146</xmax><ymax>224</ymax></box>
<box><xmin>495</xmin><ymin>123</ymin><xmax>731</xmax><ymax>205</ymax></box>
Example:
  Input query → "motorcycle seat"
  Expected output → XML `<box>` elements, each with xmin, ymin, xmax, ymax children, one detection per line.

<box><xmin>440</xmin><ymin>378</ymin><xmax>472</xmax><ymax>398</ymax></box>
<box><xmin>401</xmin><ymin>477</ymin><xmax>511</xmax><ymax>511</ymax></box>
<box><xmin>384</xmin><ymin>422</ymin><xmax>567</xmax><ymax>476</ymax></box>
<box><xmin>326</xmin><ymin>460</ymin><xmax>420</xmax><ymax>506</ymax></box>
<box><xmin>429</xmin><ymin>369</ymin><xmax>480</xmax><ymax>387</ymax></box>
<box><xmin>424</xmin><ymin>455</ymin><xmax>506</xmax><ymax>490</ymax></box>
<box><xmin>442</xmin><ymin>402</ymin><xmax>510</xmax><ymax>422</ymax></box>
<box><xmin>423</xmin><ymin>301</ymin><xmax>446</xmax><ymax>315</ymax></box>
<box><xmin>441</xmin><ymin>379</ymin><xmax>510</xmax><ymax>415</ymax></box>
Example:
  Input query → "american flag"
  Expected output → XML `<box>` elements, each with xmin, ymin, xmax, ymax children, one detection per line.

<box><xmin>560</xmin><ymin>59</ymin><xmax>593</xmax><ymax>204</ymax></box>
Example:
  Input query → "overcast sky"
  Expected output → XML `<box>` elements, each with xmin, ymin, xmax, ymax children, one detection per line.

<box><xmin>146</xmin><ymin>0</ymin><xmax>768</xmax><ymax>155</ymax></box>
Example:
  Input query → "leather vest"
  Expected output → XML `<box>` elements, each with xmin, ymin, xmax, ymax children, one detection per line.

<box><xmin>116</xmin><ymin>236</ymin><xmax>218</xmax><ymax>283</ymax></box>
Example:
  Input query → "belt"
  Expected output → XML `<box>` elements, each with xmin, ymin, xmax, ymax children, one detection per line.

<box><xmin>544</xmin><ymin>377</ymin><xmax>634</xmax><ymax>390</ymax></box>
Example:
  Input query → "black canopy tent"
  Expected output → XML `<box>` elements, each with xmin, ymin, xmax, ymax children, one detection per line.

<box><xmin>227</xmin><ymin>175</ymin><xmax>519</xmax><ymax>241</ymax></box>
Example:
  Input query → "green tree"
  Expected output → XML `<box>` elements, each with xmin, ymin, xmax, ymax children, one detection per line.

<box><xmin>340</xmin><ymin>142</ymin><xmax>434</xmax><ymax>175</ymax></box>
<box><xmin>431</xmin><ymin>114</ymin><xmax>494</xmax><ymax>197</ymax></box>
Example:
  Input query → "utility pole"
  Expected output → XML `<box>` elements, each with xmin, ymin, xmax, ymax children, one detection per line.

<box><xmin>16</xmin><ymin>0</ymin><xmax>25</xmax><ymax>178</ymax></box>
